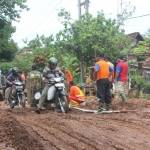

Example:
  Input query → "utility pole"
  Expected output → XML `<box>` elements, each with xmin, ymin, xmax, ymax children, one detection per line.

<box><xmin>78</xmin><ymin>0</ymin><xmax>90</xmax><ymax>18</ymax></box>
<box><xmin>78</xmin><ymin>0</ymin><xmax>81</xmax><ymax>19</ymax></box>
<box><xmin>77</xmin><ymin>0</ymin><xmax>90</xmax><ymax>84</ymax></box>
<box><xmin>84</xmin><ymin>0</ymin><xmax>90</xmax><ymax>13</ymax></box>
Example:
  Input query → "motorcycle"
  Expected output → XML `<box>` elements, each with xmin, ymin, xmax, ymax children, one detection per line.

<box><xmin>8</xmin><ymin>79</ymin><xmax>26</xmax><ymax>109</ymax></box>
<box><xmin>34</xmin><ymin>76</ymin><xmax>69</xmax><ymax>113</ymax></box>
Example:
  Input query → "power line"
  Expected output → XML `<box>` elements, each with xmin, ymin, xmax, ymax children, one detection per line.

<box><xmin>127</xmin><ymin>13</ymin><xmax>150</xmax><ymax>20</ymax></box>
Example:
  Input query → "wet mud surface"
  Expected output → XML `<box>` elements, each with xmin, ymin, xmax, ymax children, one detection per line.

<box><xmin>0</xmin><ymin>98</ymin><xmax>150</xmax><ymax>150</ymax></box>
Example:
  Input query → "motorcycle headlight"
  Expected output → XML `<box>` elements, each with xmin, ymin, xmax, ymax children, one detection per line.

<box><xmin>34</xmin><ymin>92</ymin><xmax>41</xmax><ymax>100</ymax></box>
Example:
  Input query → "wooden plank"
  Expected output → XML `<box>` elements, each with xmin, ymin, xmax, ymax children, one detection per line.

<box><xmin>72</xmin><ymin>107</ymin><xmax>136</xmax><ymax>114</ymax></box>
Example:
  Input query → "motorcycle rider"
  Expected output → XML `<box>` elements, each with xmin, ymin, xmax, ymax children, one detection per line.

<box><xmin>5</xmin><ymin>67</ymin><xmax>23</xmax><ymax>104</ymax></box>
<box><xmin>37</xmin><ymin>57</ymin><xmax>64</xmax><ymax>110</ymax></box>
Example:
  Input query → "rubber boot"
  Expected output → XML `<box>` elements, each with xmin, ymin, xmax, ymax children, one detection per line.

<box><xmin>98</xmin><ymin>102</ymin><xmax>106</xmax><ymax>112</ymax></box>
<box><xmin>105</xmin><ymin>103</ymin><xmax>111</xmax><ymax>111</ymax></box>
<box><xmin>120</xmin><ymin>93</ymin><xmax>127</xmax><ymax>102</ymax></box>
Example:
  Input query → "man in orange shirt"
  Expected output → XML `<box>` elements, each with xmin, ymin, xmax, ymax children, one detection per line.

<box><xmin>94</xmin><ymin>54</ymin><xmax>113</xmax><ymax>111</ymax></box>
<box><xmin>62</xmin><ymin>67</ymin><xmax>73</xmax><ymax>90</ymax></box>
<box><xmin>68</xmin><ymin>81</ymin><xmax>85</xmax><ymax>106</ymax></box>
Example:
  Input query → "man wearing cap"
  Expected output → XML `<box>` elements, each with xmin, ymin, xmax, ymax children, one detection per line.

<box><xmin>94</xmin><ymin>54</ymin><xmax>114</xmax><ymax>111</ymax></box>
<box><xmin>115</xmin><ymin>56</ymin><xmax>128</xmax><ymax>102</ymax></box>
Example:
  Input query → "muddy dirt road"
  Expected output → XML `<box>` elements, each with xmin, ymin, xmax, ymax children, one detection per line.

<box><xmin>0</xmin><ymin>99</ymin><xmax>150</xmax><ymax>150</ymax></box>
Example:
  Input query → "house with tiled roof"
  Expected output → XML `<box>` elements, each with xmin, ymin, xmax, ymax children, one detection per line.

<box><xmin>127</xmin><ymin>32</ymin><xmax>144</xmax><ymax>48</ymax></box>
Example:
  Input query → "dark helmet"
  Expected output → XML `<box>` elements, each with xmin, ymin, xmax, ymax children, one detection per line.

<box><xmin>48</xmin><ymin>57</ymin><xmax>58</xmax><ymax>69</ymax></box>
<box><xmin>48</xmin><ymin>57</ymin><xmax>58</xmax><ymax>65</ymax></box>
<box><xmin>104</xmin><ymin>54</ymin><xmax>110</xmax><ymax>61</ymax></box>
<box><xmin>99</xmin><ymin>53</ymin><xmax>105</xmax><ymax>58</ymax></box>
<box><xmin>12</xmin><ymin>67</ymin><xmax>19</xmax><ymax>75</ymax></box>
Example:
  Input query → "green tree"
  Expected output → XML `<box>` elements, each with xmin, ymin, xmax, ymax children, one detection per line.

<box><xmin>25</xmin><ymin>34</ymin><xmax>55</xmax><ymax>49</ymax></box>
<box><xmin>0</xmin><ymin>21</ymin><xmax>17</xmax><ymax>61</ymax></box>
<box><xmin>57</xmin><ymin>11</ymin><xmax>129</xmax><ymax>63</ymax></box>
<box><xmin>40</xmin><ymin>34</ymin><xmax>54</xmax><ymax>48</ymax></box>
<box><xmin>132</xmin><ymin>39</ymin><xmax>150</xmax><ymax>55</ymax></box>
<box><xmin>56</xmin><ymin>11</ymin><xmax>130</xmax><ymax>82</ymax></box>
<box><xmin>0</xmin><ymin>0</ymin><xmax>28</xmax><ymax>61</ymax></box>
<box><xmin>0</xmin><ymin>0</ymin><xmax>28</xmax><ymax>21</ymax></box>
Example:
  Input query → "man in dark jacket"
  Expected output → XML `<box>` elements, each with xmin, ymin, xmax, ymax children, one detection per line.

<box><xmin>37</xmin><ymin>57</ymin><xmax>64</xmax><ymax>110</ymax></box>
<box><xmin>5</xmin><ymin>67</ymin><xmax>22</xmax><ymax>104</ymax></box>
<box><xmin>94</xmin><ymin>54</ymin><xmax>114</xmax><ymax>111</ymax></box>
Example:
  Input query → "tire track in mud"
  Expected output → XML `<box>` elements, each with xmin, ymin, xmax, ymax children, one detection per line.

<box><xmin>55</xmin><ymin>118</ymin><xmax>134</xmax><ymax>150</ymax></box>
<box><xmin>7</xmin><ymin>107</ymin><xmax>150</xmax><ymax>150</ymax></box>
<box><xmin>82</xmin><ymin>113</ymin><xmax>150</xmax><ymax>150</ymax></box>
<box><xmin>43</xmin><ymin>119</ymin><xmax>100</xmax><ymax>150</ymax></box>
<box><xmin>82</xmin><ymin>112</ymin><xmax>150</xmax><ymax>150</ymax></box>
<box><xmin>14</xmin><ymin>113</ymin><xmax>128</xmax><ymax>150</ymax></box>
<box><xmin>50</xmin><ymin>112</ymin><xmax>150</xmax><ymax>150</ymax></box>
<box><xmin>20</xmin><ymin>122</ymin><xmax>60</xmax><ymax>150</ymax></box>
<box><xmin>55</xmin><ymin>119</ymin><xmax>130</xmax><ymax>150</ymax></box>
<box><xmin>17</xmin><ymin>116</ymin><xmax>99</xmax><ymax>150</ymax></box>
<box><xmin>15</xmin><ymin>116</ymin><xmax>80</xmax><ymax>150</ymax></box>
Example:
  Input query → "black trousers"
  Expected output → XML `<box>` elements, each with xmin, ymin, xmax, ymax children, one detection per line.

<box><xmin>96</xmin><ymin>78</ymin><xmax>111</xmax><ymax>104</ymax></box>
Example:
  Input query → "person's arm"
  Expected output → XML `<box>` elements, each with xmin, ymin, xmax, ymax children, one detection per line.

<box><xmin>53</xmin><ymin>67</ymin><xmax>64</xmax><ymax>78</ymax></box>
<box><xmin>93</xmin><ymin>63</ymin><xmax>100</xmax><ymax>80</ymax></box>
<box><xmin>109</xmin><ymin>66</ymin><xmax>114</xmax><ymax>81</ymax></box>
<box><xmin>59</xmin><ymin>70</ymin><xmax>64</xmax><ymax>77</ymax></box>
<box><xmin>115</xmin><ymin>65</ymin><xmax>122</xmax><ymax>80</ymax></box>
<box><xmin>6</xmin><ymin>74</ymin><xmax>13</xmax><ymax>85</ymax></box>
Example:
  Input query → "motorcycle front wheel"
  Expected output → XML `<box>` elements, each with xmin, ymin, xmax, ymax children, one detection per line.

<box><xmin>18</xmin><ymin>94</ymin><xmax>26</xmax><ymax>108</ymax></box>
<box><xmin>8</xmin><ymin>95</ymin><xmax>16</xmax><ymax>109</ymax></box>
<box><xmin>58</xmin><ymin>95</ymin><xmax>69</xmax><ymax>113</ymax></box>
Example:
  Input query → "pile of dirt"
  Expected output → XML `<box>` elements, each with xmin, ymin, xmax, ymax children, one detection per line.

<box><xmin>0</xmin><ymin>112</ymin><xmax>44</xmax><ymax>150</ymax></box>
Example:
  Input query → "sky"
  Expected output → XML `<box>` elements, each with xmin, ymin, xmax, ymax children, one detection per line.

<box><xmin>12</xmin><ymin>0</ymin><xmax>150</xmax><ymax>48</ymax></box>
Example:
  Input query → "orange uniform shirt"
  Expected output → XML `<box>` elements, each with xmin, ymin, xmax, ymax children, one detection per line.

<box><xmin>69</xmin><ymin>86</ymin><xmax>85</xmax><ymax>103</ymax></box>
<box><xmin>95</xmin><ymin>60</ymin><xmax>111</xmax><ymax>80</ymax></box>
